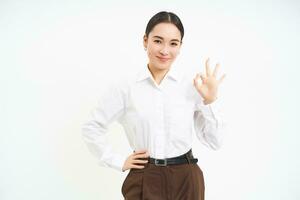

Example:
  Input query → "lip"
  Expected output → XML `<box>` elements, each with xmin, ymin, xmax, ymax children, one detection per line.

<box><xmin>156</xmin><ymin>56</ymin><xmax>170</xmax><ymax>62</ymax></box>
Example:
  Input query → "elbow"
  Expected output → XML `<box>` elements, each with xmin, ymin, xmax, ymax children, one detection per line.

<box><xmin>209</xmin><ymin>140</ymin><xmax>223</xmax><ymax>150</ymax></box>
<box><xmin>81</xmin><ymin>121</ymin><xmax>98</xmax><ymax>142</ymax></box>
<box><xmin>204</xmin><ymin>122</ymin><xmax>226</xmax><ymax>151</ymax></box>
<box><xmin>81</xmin><ymin>124</ymin><xmax>91</xmax><ymax>142</ymax></box>
<box><xmin>81</xmin><ymin>122</ymin><xmax>91</xmax><ymax>136</ymax></box>
<box><xmin>198</xmin><ymin>133</ymin><xmax>223</xmax><ymax>150</ymax></box>
<box><xmin>202</xmin><ymin>129</ymin><xmax>223</xmax><ymax>151</ymax></box>
<box><xmin>81</xmin><ymin>120</ymin><xmax>108</xmax><ymax>143</ymax></box>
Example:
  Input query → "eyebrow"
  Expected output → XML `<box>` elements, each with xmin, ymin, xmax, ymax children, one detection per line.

<box><xmin>152</xmin><ymin>35</ymin><xmax>181</xmax><ymax>42</ymax></box>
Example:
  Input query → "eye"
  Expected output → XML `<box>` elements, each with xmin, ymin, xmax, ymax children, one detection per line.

<box><xmin>154</xmin><ymin>40</ymin><xmax>162</xmax><ymax>44</ymax></box>
<box><xmin>171</xmin><ymin>42</ymin><xmax>178</xmax><ymax>46</ymax></box>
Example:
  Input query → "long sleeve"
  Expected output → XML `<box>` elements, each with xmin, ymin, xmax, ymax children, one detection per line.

<box><xmin>81</xmin><ymin>82</ymin><xmax>128</xmax><ymax>172</ymax></box>
<box><xmin>193</xmin><ymin>95</ymin><xmax>227</xmax><ymax>150</ymax></box>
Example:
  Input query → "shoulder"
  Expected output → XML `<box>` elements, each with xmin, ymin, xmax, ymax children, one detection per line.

<box><xmin>107</xmin><ymin>70</ymin><xmax>138</xmax><ymax>97</ymax></box>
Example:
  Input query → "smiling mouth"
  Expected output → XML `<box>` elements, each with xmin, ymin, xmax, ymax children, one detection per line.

<box><xmin>157</xmin><ymin>56</ymin><xmax>170</xmax><ymax>62</ymax></box>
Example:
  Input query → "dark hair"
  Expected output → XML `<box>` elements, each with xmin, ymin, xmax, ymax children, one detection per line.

<box><xmin>145</xmin><ymin>11</ymin><xmax>184</xmax><ymax>42</ymax></box>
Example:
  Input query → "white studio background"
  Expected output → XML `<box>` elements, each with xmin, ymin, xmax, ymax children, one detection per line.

<box><xmin>1</xmin><ymin>1</ymin><xmax>299</xmax><ymax>200</ymax></box>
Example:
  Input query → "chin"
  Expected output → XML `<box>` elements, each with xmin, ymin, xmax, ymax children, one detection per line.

<box><xmin>155</xmin><ymin>62</ymin><xmax>172</xmax><ymax>70</ymax></box>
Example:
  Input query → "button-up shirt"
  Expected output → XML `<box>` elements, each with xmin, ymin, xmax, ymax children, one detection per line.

<box><xmin>81</xmin><ymin>64</ymin><xmax>226</xmax><ymax>172</ymax></box>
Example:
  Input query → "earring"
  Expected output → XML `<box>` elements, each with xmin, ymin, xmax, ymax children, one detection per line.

<box><xmin>144</xmin><ymin>47</ymin><xmax>147</xmax><ymax>51</ymax></box>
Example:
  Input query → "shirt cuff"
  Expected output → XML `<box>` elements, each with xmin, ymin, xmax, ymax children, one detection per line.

<box><xmin>108</xmin><ymin>153</ymin><xmax>128</xmax><ymax>172</ymax></box>
<box><xmin>196</xmin><ymin>97</ymin><xmax>220</xmax><ymax>118</ymax></box>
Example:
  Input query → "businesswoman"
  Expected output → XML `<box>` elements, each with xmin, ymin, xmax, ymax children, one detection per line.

<box><xmin>82</xmin><ymin>11</ymin><xmax>226</xmax><ymax>200</ymax></box>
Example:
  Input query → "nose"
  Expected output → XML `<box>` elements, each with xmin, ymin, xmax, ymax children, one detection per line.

<box><xmin>159</xmin><ymin>45</ymin><xmax>169</xmax><ymax>56</ymax></box>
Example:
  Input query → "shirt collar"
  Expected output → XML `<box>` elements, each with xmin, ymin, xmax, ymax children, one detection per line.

<box><xmin>135</xmin><ymin>64</ymin><xmax>182</xmax><ymax>83</ymax></box>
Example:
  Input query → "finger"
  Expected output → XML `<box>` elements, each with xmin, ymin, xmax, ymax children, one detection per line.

<box><xmin>193</xmin><ymin>78</ymin><xmax>199</xmax><ymax>88</ymax></box>
<box><xmin>213</xmin><ymin>63</ymin><xmax>220</xmax><ymax>77</ymax></box>
<box><xmin>218</xmin><ymin>74</ymin><xmax>226</xmax><ymax>84</ymax></box>
<box><xmin>133</xmin><ymin>149</ymin><xmax>148</xmax><ymax>155</ymax></box>
<box><xmin>199</xmin><ymin>73</ymin><xmax>206</xmax><ymax>82</ymax></box>
<box><xmin>193</xmin><ymin>73</ymin><xmax>200</xmax><ymax>84</ymax></box>
<box><xmin>132</xmin><ymin>159</ymin><xmax>149</xmax><ymax>164</ymax></box>
<box><xmin>131</xmin><ymin>164</ymin><xmax>145</xmax><ymax>169</ymax></box>
<box><xmin>134</xmin><ymin>152</ymin><xmax>150</xmax><ymax>159</ymax></box>
<box><xmin>205</xmin><ymin>58</ymin><xmax>212</xmax><ymax>77</ymax></box>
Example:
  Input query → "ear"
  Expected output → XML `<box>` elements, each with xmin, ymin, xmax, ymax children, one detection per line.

<box><xmin>143</xmin><ymin>35</ymin><xmax>148</xmax><ymax>49</ymax></box>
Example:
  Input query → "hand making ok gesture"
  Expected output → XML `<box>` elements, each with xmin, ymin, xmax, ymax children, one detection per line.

<box><xmin>193</xmin><ymin>58</ymin><xmax>226</xmax><ymax>105</ymax></box>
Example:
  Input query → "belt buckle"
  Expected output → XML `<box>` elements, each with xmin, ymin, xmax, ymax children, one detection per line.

<box><xmin>154</xmin><ymin>158</ymin><xmax>167</xmax><ymax>166</ymax></box>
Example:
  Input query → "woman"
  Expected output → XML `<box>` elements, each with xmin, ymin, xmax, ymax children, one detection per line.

<box><xmin>82</xmin><ymin>11</ymin><xmax>226</xmax><ymax>200</ymax></box>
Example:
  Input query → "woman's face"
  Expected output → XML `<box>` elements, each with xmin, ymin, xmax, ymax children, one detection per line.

<box><xmin>143</xmin><ymin>22</ymin><xmax>182</xmax><ymax>71</ymax></box>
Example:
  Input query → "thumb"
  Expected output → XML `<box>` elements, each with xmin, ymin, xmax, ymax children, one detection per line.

<box><xmin>199</xmin><ymin>73</ymin><xmax>206</xmax><ymax>82</ymax></box>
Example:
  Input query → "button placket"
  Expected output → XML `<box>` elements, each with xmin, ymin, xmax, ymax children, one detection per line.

<box><xmin>158</xmin><ymin>90</ymin><xmax>167</xmax><ymax>157</ymax></box>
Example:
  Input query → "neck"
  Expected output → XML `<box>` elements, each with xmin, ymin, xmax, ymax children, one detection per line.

<box><xmin>147</xmin><ymin>64</ymin><xmax>170</xmax><ymax>85</ymax></box>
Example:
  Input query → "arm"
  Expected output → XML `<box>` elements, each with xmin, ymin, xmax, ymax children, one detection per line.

<box><xmin>81</xmin><ymin>82</ymin><xmax>128</xmax><ymax>172</ymax></box>
<box><xmin>194</xmin><ymin>96</ymin><xmax>227</xmax><ymax>150</ymax></box>
<box><xmin>193</xmin><ymin>57</ymin><xmax>227</xmax><ymax>150</ymax></box>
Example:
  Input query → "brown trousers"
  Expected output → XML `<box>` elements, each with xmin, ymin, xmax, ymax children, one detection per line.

<box><xmin>121</xmin><ymin>161</ymin><xmax>205</xmax><ymax>200</ymax></box>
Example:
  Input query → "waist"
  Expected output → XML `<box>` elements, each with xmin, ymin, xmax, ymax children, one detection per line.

<box><xmin>139</xmin><ymin>149</ymin><xmax>198</xmax><ymax>166</ymax></box>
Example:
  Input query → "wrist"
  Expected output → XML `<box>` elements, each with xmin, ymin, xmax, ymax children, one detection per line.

<box><xmin>203</xmin><ymin>96</ymin><xmax>217</xmax><ymax>105</ymax></box>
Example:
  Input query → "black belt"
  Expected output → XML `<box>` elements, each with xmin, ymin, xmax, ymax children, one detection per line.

<box><xmin>147</xmin><ymin>149</ymin><xmax>198</xmax><ymax>166</ymax></box>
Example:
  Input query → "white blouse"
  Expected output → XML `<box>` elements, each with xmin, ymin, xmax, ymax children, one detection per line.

<box><xmin>81</xmin><ymin>64</ymin><xmax>226</xmax><ymax>172</ymax></box>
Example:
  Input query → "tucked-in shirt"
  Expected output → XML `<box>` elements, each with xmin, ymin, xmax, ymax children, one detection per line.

<box><xmin>81</xmin><ymin>64</ymin><xmax>226</xmax><ymax>172</ymax></box>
